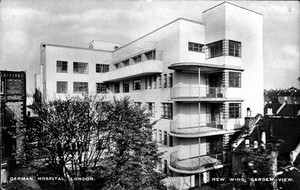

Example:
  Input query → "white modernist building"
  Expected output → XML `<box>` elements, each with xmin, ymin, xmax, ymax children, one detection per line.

<box><xmin>35</xmin><ymin>2</ymin><xmax>263</xmax><ymax>189</ymax></box>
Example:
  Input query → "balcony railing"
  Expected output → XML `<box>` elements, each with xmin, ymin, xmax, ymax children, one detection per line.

<box><xmin>170</xmin><ymin>85</ymin><xmax>226</xmax><ymax>99</ymax></box>
<box><xmin>170</xmin><ymin>121</ymin><xmax>224</xmax><ymax>135</ymax></box>
<box><xmin>170</xmin><ymin>150</ymin><xmax>225</xmax><ymax>171</ymax></box>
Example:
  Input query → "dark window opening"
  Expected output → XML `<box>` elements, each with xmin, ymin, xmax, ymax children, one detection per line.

<box><xmin>57</xmin><ymin>61</ymin><xmax>68</xmax><ymax>73</ymax></box>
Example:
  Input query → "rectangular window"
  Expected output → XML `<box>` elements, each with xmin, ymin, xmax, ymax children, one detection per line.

<box><xmin>153</xmin><ymin>76</ymin><xmax>157</xmax><ymax>89</ymax></box>
<box><xmin>161</xmin><ymin>103</ymin><xmax>173</xmax><ymax>119</ymax></box>
<box><xmin>133</xmin><ymin>79</ymin><xmax>141</xmax><ymax>90</ymax></box>
<box><xmin>169</xmin><ymin>73</ymin><xmax>173</xmax><ymax>87</ymax></box>
<box><xmin>158</xmin><ymin>75</ymin><xmax>162</xmax><ymax>88</ymax></box>
<box><xmin>0</xmin><ymin>79</ymin><xmax>4</xmax><ymax>94</ymax></box>
<box><xmin>132</xmin><ymin>55</ymin><xmax>142</xmax><ymax>63</ymax></box>
<box><xmin>207</xmin><ymin>40</ymin><xmax>223</xmax><ymax>58</ymax></box>
<box><xmin>145</xmin><ymin>50</ymin><xmax>156</xmax><ymax>60</ymax></box>
<box><xmin>188</xmin><ymin>42</ymin><xmax>204</xmax><ymax>53</ymax></box>
<box><xmin>229</xmin><ymin>40</ymin><xmax>241</xmax><ymax>57</ymax></box>
<box><xmin>147</xmin><ymin>102</ymin><xmax>155</xmax><ymax>117</ymax></box>
<box><xmin>57</xmin><ymin>81</ymin><xmax>67</xmax><ymax>93</ymax></box>
<box><xmin>159</xmin><ymin>130</ymin><xmax>162</xmax><ymax>144</ymax></box>
<box><xmin>114</xmin><ymin>83</ymin><xmax>120</xmax><ymax>93</ymax></box>
<box><xmin>149</xmin><ymin>77</ymin><xmax>152</xmax><ymax>89</ymax></box>
<box><xmin>145</xmin><ymin>77</ymin><xmax>148</xmax><ymax>89</ymax></box>
<box><xmin>123</xmin><ymin>81</ymin><xmax>129</xmax><ymax>93</ymax></box>
<box><xmin>229</xmin><ymin>103</ymin><xmax>241</xmax><ymax>118</ymax></box>
<box><xmin>96</xmin><ymin>83</ymin><xmax>109</xmax><ymax>93</ymax></box>
<box><xmin>122</xmin><ymin>59</ymin><xmax>129</xmax><ymax>67</ymax></box>
<box><xmin>73</xmin><ymin>62</ymin><xmax>88</xmax><ymax>74</ymax></box>
<box><xmin>163</xmin><ymin>74</ymin><xmax>167</xmax><ymax>88</ymax></box>
<box><xmin>73</xmin><ymin>82</ymin><xmax>88</xmax><ymax>93</ymax></box>
<box><xmin>96</xmin><ymin>64</ymin><xmax>109</xmax><ymax>73</ymax></box>
<box><xmin>229</xmin><ymin>72</ymin><xmax>241</xmax><ymax>88</ymax></box>
<box><xmin>57</xmin><ymin>61</ymin><xmax>68</xmax><ymax>73</ymax></box>
<box><xmin>163</xmin><ymin>131</ymin><xmax>168</xmax><ymax>145</ymax></box>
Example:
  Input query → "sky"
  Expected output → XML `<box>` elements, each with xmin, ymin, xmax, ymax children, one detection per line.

<box><xmin>0</xmin><ymin>0</ymin><xmax>299</xmax><ymax>94</ymax></box>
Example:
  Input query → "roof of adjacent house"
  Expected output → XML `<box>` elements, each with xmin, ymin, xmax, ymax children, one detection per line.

<box><xmin>264</xmin><ymin>103</ymin><xmax>300</xmax><ymax>117</ymax></box>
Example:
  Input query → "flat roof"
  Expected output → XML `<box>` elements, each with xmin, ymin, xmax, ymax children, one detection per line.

<box><xmin>203</xmin><ymin>1</ymin><xmax>263</xmax><ymax>16</ymax></box>
<box><xmin>40</xmin><ymin>43</ymin><xmax>112</xmax><ymax>53</ymax></box>
<box><xmin>113</xmin><ymin>18</ymin><xmax>204</xmax><ymax>52</ymax></box>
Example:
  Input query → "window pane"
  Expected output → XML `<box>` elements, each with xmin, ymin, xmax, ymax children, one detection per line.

<box><xmin>229</xmin><ymin>103</ymin><xmax>241</xmax><ymax>118</ymax></box>
<box><xmin>57</xmin><ymin>61</ymin><xmax>68</xmax><ymax>73</ymax></box>
<box><xmin>229</xmin><ymin>72</ymin><xmax>241</xmax><ymax>88</ymax></box>
<box><xmin>123</xmin><ymin>81</ymin><xmax>129</xmax><ymax>93</ymax></box>
<box><xmin>74</xmin><ymin>62</ymin><xmax>88</xmax><ymax>74</ymax></box>
<box><xmin>188</xmin><ymin>42</ymin><xmax>204</xmax><ymax>53</ymax></box>
<box><xmin>57</xmin><ymin>82</ymin><xmax>67</xmax><ymax>93</ymax></box>
<box><xmin>73</xmin><ymin>82</ymin><xmax>88</xmax><ymax>93</ymax></box>
<box><xmin>133</xmin><ymin>79</ymin><xmax>141</xmax><ymax>90</ymax></box>
<box><xmin>161</xmin><ymin>103</ymin><xmax>172</xmax><ymax>119</ymax></box>
<box><xmin>96</xmin><ymin>83</ymin><xmax>108</xmax><ymax>93</ymax></box>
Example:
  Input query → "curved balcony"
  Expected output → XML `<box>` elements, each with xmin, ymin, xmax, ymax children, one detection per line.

<box><xmin>170</xmin><ymin>121</ymin><xmax>234</xmax><ymax>138</ymax></box>
<box><xmin>169</xmin><ymin>150</ymin><xmax>225</xmax><ymax>174</ymax></box>
<box><xmin>170</xmin><ymin>85</ymin><xmax>226</xmax><ymax>101</ymax></box>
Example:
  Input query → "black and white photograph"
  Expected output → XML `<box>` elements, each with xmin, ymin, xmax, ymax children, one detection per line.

<box><xmin>0</xmin><ymin>0</ymin><xmax>299</xmax><ymax>189</ymax></box>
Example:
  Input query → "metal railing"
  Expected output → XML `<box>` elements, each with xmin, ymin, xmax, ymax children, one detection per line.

<box><xmin>170</xmin><ymin>150</ymin><xmax>225</xmax><ymax>171</ymax></box>
<box><xmin>170</xmin><ymin>121</ymin><xmax>224</xmax><ymax>135</ymax></box>
<box><xmin>170</xmin><ymin>85</ymin><xmax>226</xmax><ymax>99</ymax></box>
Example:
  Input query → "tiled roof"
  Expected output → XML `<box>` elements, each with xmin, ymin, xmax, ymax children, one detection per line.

<box><xmin>277</xmin><ymin>104</ymin><xmax>300</xmax><ymax>117</ymax></box>
<box><xmin>264</xmin><ymin>103</ymin><xmax>282</xmax><ymax>115</ymax></box>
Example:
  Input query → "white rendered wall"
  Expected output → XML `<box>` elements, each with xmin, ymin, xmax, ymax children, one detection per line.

<box><xmin>42</xmin><ymin>45</ymin><xmax>112</xmax><ymax>100</ymax></box>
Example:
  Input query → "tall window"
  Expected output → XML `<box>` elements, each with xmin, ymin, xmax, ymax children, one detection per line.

<box><xmin>169</xmin><ymin>73</ymin><xmax>173</xmax><ymax>87</ymax></box>
<box><xmin>145</xmin><ymin>50</ymin><xmax>156</xmax><ymax>60</ymax></box>
<box><xmin>114</xmin><ymin>83</ymin><xmax>120</xmax><ymax>93</ymax></box>
<box><xmin>96</xmin><ymin>64</ymin><xmax>109</xmax><ymax>73</ymax></box>
<box><xmin>147</xmin><ymin>102</ymin><xmax>155</xmax><ymax>117</ymax></box>
<box><xmin>158</xmin><ymin>75</ymin><xmax>162</xmax><ymax>88</ymax></box>
<box><xmin>229</xmin><ymin>40</ymin><xmax>241</xmax><ymax>57</ymax></box>
<box><xmin>161</xmin><ymin>103</ymin><xmax>172</xmax><ymax>119</ymax></box>
<box><xmin>133</xmin><ymin>79</ymin><xmax>141</xmax><ymax>90</ymax></box>
<box><xmin>153</xmin><ymin>76</ymin><xmax>157</xmax><ymax>89</ymax></box>
<box><xmin>163</xmin><ymin>131</ymin><xmax>168</xmax><ymax>145</ymax></box>
<box><xmin>132</xmin><ymin>55</ymin><xmax>142</xmax><ymax>63</ymax></box>
<box><xmin>207</xmin><ymin>41</ymin><xmax>223</xmax><ymax>58</ymax></box>
<box><xmin>188</xmin><ymin>42</ymin><xmax>204</xmax><ymax>53</ymax></box>
<box><xmin>123</xmin><ymin>81</ymin><xmax>129</xmax><ymax>93</ymax></box>
<box><xmin>57</xmin><ymin>61</ymin><xmax>68</xmax><ymax>73</ymax></box>
<box><xmin>57</xmin><ymin>81</ymin><xmax>67</xmax><ymax>93</ymax></box>
<box><xmin>73</xmin><ymin>62</ymin><xmax>88</xmax><ymax>74</ymax></box>
<box><xmin>159</xmin><ymin>130</ymin><xmax>162</xmax><ymax>144</ymax></box>
<box><xmin>145</xmin><ymin>77</ymin><xmax>148</xmax><ymax>89</ymax></box>
<box><xmin>229</xmin><ymin>72</ymin><xmax>241</xmax><ymax>87</ymax></box>
<box><xmin>96</xmin><ymin>83</ymin><xmax>108</xmax><ymax>93</ymax></box>
<box><xmin>149</xmin><ymin>77</ymin><xmax>152</xmax><ymax>89</ymax></box>
<box><xmin>229</xmin><ymin>103</ymin><xmax>241</xmax><ymax>118</ymax></box>
<box><xmin>163</xmin><ymin>74</ymin><xmax>167</xmax><ymax>88</ymax></box>
<box><xmin>73</xmin><ymin>82</ymin><xmax>88</xmax><ymax>93</ymax></box>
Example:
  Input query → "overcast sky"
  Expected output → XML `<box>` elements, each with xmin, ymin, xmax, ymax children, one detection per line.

<box><xmin>0</xmin><ymin>0</ymin><xmax>299</xmax><ymax>93</ymax></box>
